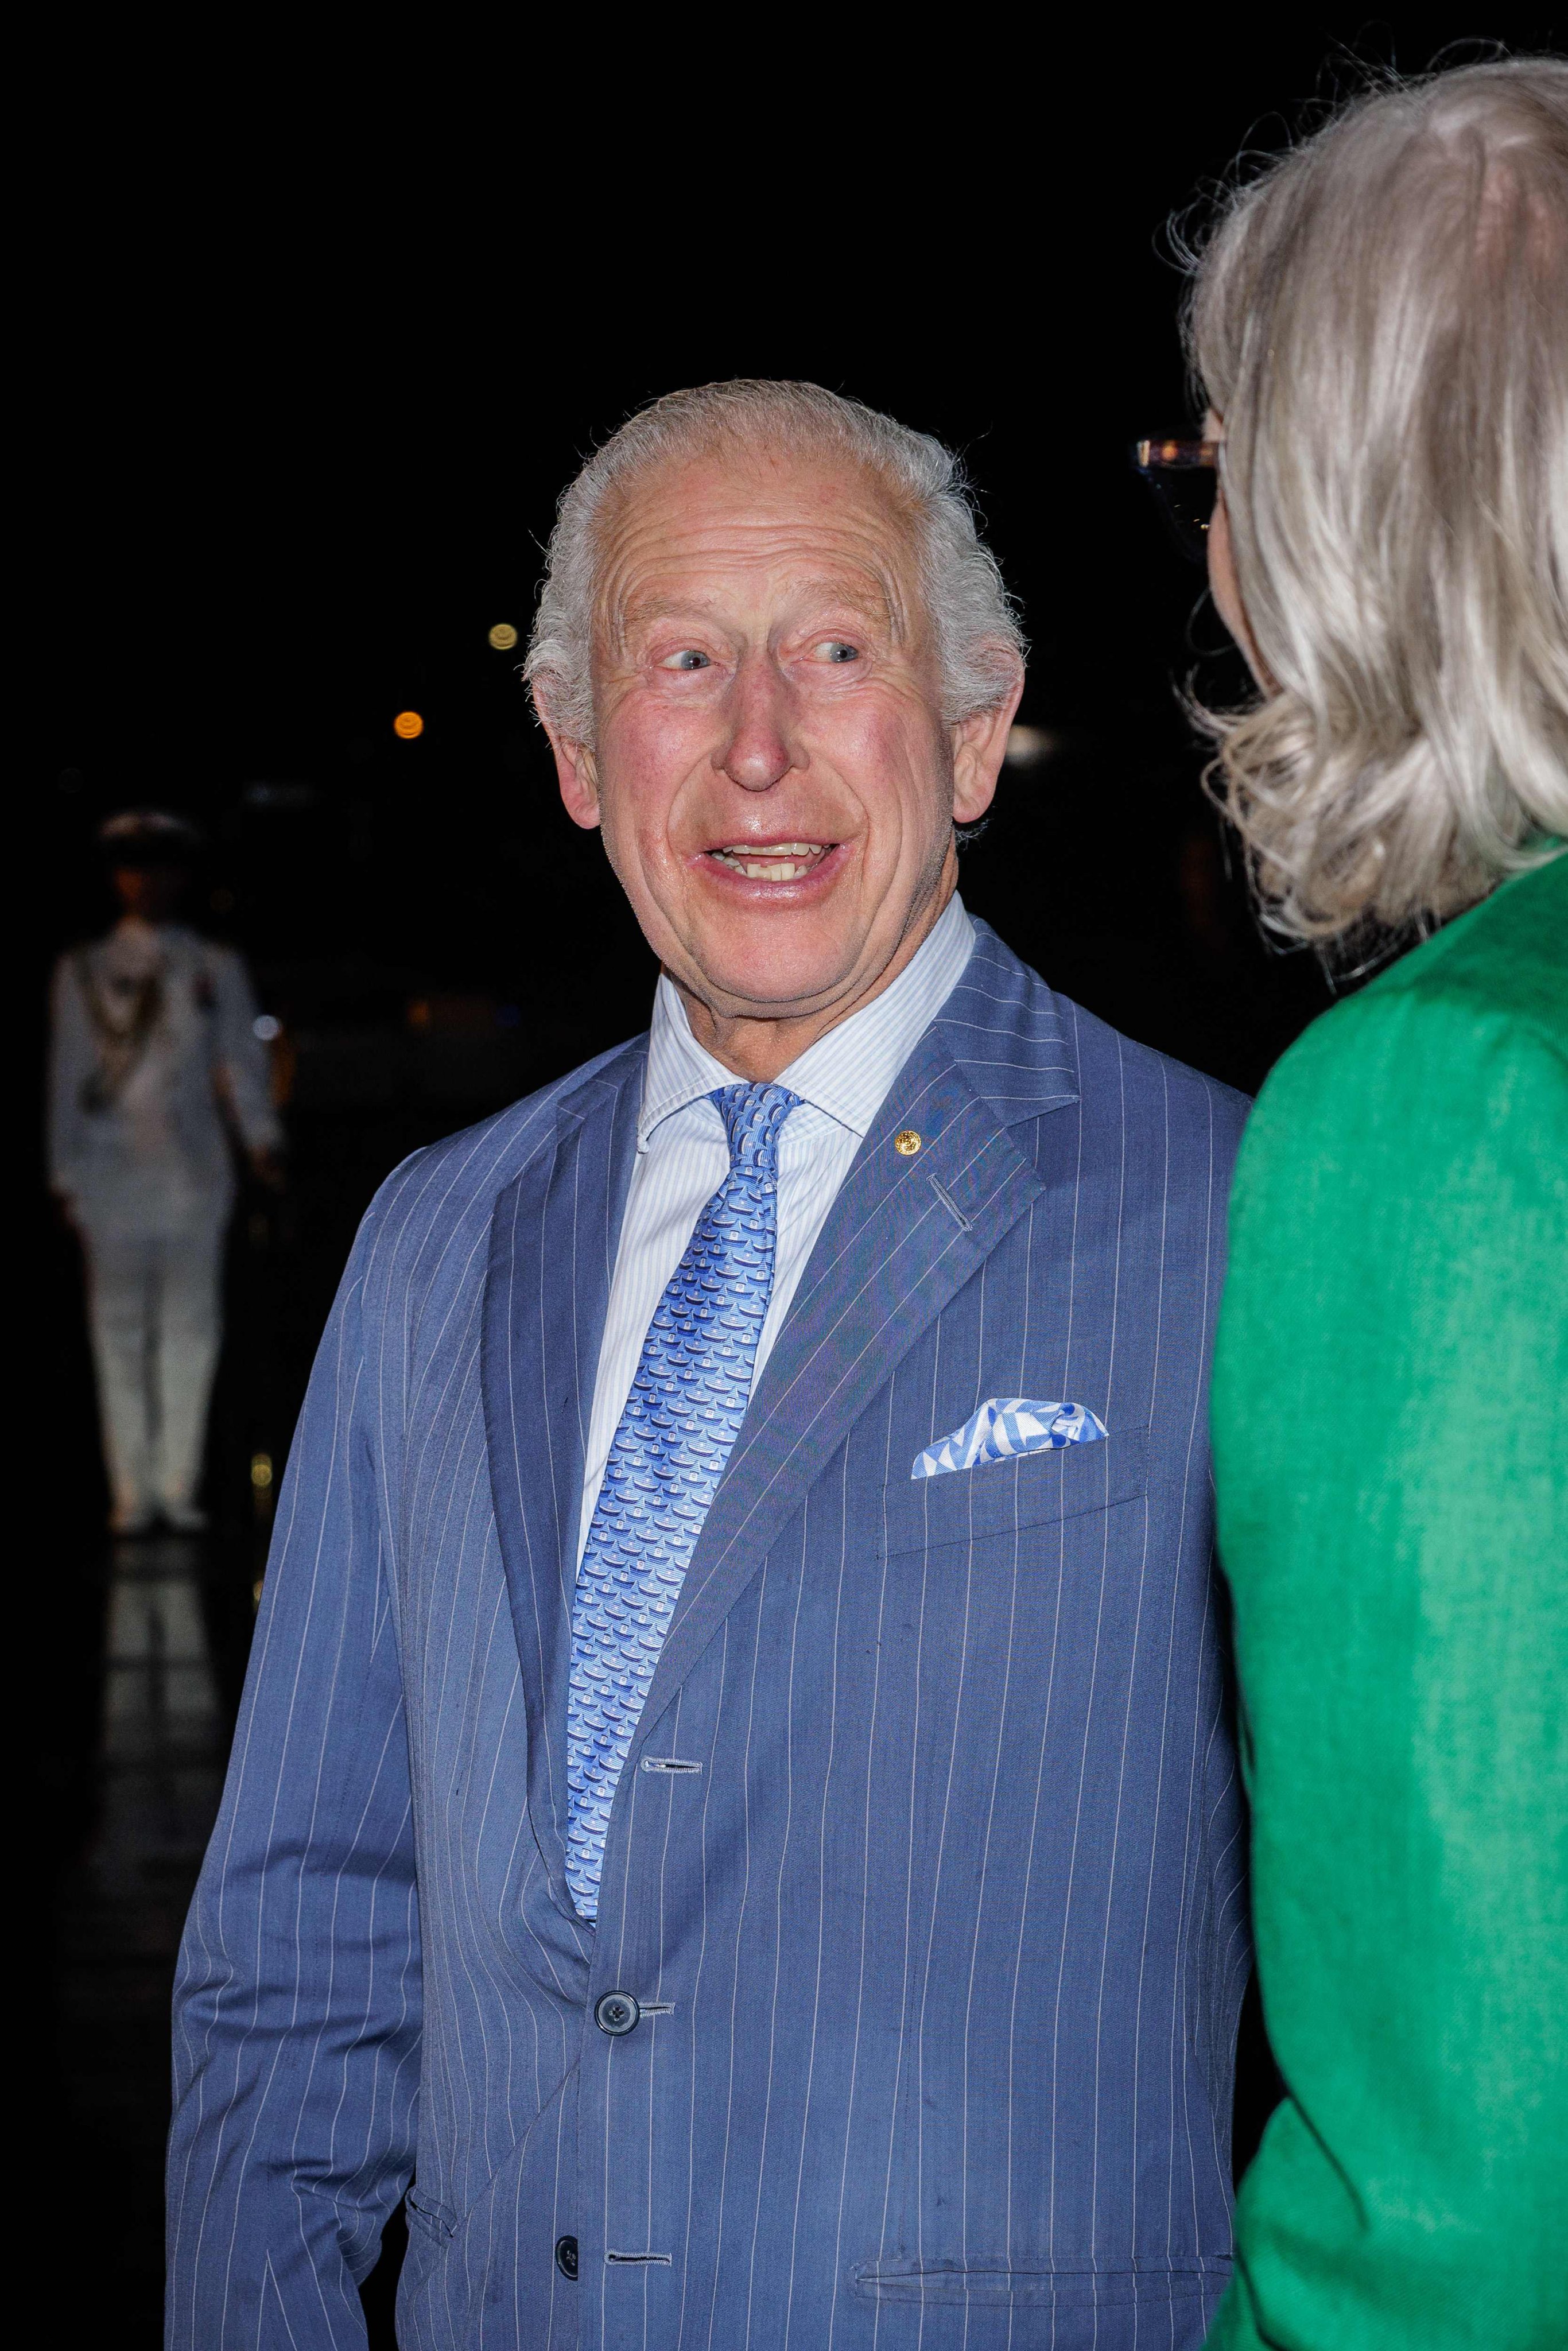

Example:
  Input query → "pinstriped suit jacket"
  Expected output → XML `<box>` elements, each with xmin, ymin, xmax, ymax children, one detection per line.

<box><xmin>168</xmin><ymin>922</ymin><xmax>1252</xmax><ymax>2351</ymax></box>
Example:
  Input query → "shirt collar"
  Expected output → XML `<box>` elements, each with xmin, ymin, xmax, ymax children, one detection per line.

<box><xmin>638</xmin><ymin>893</ymin><xmax>975</xmax><ymax>1150</ymax></box>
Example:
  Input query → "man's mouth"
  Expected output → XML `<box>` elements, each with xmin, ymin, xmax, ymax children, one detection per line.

<box><xmin>706</xmin><ymin>840</ymin><xmax>832</xmax><ymax>883</ymax></box>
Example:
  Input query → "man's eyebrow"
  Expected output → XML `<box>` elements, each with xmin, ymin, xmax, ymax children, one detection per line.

<box><xmin>783</xmin><ymin>576</ymin><xmax>896</xmax><ymax>628</ymax></box>
<box><xmin>617</xmin><ymin>578</ymin><xmax>897</xmax><ymax>634</ymax></box>
<box><xmin>618</xmin><ymin>591</ymin><xmax>727</xmax><ymax>629</ymax></box>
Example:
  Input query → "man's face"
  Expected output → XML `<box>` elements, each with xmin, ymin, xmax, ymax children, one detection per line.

<box><xmin>543</xmin><ymin>447</ymin><xmax>1018</xmax><ymax>1033</ymax></box>
<box><xmin>114</xmin><ymin>865</ymin><xmax>185</xmax><ymax>921</ymax></box>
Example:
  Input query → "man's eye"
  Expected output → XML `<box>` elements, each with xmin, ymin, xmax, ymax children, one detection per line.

<box><xmin>658</xmin><ymin>649</ymin><xmax>711</xmax><ymax>672</ymax></box>
<box><xmin>812</xmin><ymin>639</ymin><xmax>861</xmax><ymax>664</ymax></box>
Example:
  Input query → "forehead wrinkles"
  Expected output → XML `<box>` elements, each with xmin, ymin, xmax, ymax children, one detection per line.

<box><xmin>595</xmin><ymin>460</ymin><xmax>922</xmax><ymax>656</ymax></box>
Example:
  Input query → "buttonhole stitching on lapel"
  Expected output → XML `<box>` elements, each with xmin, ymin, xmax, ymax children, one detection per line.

<box><xmin>928</xmin><ymin>1175</ymin><xmax>972</xmax><ymax>1233</ymax></box>
<box><xmin>641</xmin><ymin>1755</ymin><xmax>703</xmax><ymax>1774</ymax></box>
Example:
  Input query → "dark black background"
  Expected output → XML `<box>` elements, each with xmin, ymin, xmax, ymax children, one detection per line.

<box><xmin>29</xmin><ymin>17</ymin><xmax>1561</xmax><ymax>2344</ymax></box>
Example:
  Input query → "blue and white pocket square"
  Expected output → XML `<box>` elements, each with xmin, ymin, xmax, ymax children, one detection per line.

<box><xmin>912</xmin><ymin>1399</ymin><xmax>1109</xmax><ymax>1481</ymax></box>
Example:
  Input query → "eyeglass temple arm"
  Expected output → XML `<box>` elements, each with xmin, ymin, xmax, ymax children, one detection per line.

<box><xmin>1132</xmin><ymin>437</ymin><xmax>1220</xmax><ymax>472</ymax></box>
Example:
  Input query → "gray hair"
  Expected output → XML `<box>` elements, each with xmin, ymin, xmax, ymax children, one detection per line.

<box><xmin>523</xmin><ymin>380</ymin><xmax>1024</xmax><ymax>744</ymax></box>
<box><xmin>1185</xmin><ymin>58</ymin><xmax>1568</xmax><ymax>951</ymax></box>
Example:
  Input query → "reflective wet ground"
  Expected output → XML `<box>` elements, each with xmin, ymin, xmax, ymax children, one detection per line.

<box><xmin>54</xmin><ymin>1537</ymin><xmax>229</xmax><ymax>2326</ymax></box>
<box><xmin>41</xmin><ymin>1520</ymin><xmax>407</xmax><ymax>2345</ymax></box>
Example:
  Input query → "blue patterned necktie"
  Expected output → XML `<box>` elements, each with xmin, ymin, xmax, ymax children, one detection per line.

<box><xmin>565</xmin><ymin>1080</ymin><xmax>800</xmax><ymax>1918</ymax></box>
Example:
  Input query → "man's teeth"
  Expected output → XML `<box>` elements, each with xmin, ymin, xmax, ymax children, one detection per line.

<box><xmin>711</xmin><ymin>842</ymin><xmax>828</xmax><ymax>882</ymax></box>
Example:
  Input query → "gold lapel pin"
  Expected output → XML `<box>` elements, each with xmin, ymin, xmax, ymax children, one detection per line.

<box><xmin>894</xmin><ymin>1130</ymin><xmax>923</xmax><ymax>1157</ymax></box>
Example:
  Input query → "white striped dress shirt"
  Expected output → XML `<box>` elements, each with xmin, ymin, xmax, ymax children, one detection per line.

<box><xmin>576</xmin><ymin>891</ymin><xmax>976</xmax><ymax>1562</ymax></box>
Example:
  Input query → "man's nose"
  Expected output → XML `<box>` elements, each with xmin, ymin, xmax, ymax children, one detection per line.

<box><xmin>716</xmin><ymin>657</ymin><xmax>802</xmax><ymax>793</ymax></box>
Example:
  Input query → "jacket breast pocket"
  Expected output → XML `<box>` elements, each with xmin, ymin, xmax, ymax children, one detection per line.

<box><xmin>879</xmin><ymin>1427</ymin><xmax>1148</xmax><ymax>1559</ymax></box>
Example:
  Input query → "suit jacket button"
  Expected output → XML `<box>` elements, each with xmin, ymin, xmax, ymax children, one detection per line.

<box><xmin>595</xmin><ymin>1989</ymin><xmax>641</xmax><ymax>2035</ymax></box>
<box><xmin>555</xmin><ymin>2235</ymin><xmax>579</xmax><ymax>2280</ymax></box>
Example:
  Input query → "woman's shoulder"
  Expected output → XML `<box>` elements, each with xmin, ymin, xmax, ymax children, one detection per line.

<box><xmin>1364</xmin><ymin>851</ymin><xmax>1567</xmax><ymax>1035</ymax></box>
<box><xmin>1264</xmin><ymin>853</ymin><xmax>1566</xmax><ymax>1107</ymax></box>
<box><xmin>1235</xmin><ymin>856</ymin><xmax>1567</xmax><ymax>1221</ymax></box>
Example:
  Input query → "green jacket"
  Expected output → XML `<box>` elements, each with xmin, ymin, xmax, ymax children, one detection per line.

<box><xmin>1209</xmin><ymin>854</ymin><xmax>1568</xmax><ymax>2351</ymax></box>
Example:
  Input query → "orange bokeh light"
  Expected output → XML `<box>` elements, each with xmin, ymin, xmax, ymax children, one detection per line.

<box><xmin>393</xmin><ymin>710</ymin><xmax>425</xmax><ymax>740</ymax></box>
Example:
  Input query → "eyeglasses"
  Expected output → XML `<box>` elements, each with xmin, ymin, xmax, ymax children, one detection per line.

<box><xmin>1132</xmin><ymin>437</ymin><xmax>1220</xmax><ymax>565</ymax></box>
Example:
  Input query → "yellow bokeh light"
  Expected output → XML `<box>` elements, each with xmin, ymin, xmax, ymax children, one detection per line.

<box><xmin>393</xmin><ymin>710</ymin><xmax>425</xmax><ymax>740</ymax></box>
<box><xmin>487</xmin><ymin>621</ymin><xmax>519</xmax><ymax>651</ymax></box>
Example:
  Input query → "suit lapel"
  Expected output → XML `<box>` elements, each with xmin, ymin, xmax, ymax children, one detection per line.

<box><xmin>623</xmin><ymin>1015</ymin><xmax>1076</xmax><ymax>1760</ymax></box>
<box><xmin>482</xmin><ymin>1045</ymin><xmax>643</xmax><ymax>1899</ymax></box>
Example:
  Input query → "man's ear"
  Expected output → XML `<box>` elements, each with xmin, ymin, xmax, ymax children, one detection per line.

<box><xmin>950</xmin><ymin>661</ymin><xmax>1026</xmax><ymax>825</ymax></box>
<box><xmin>534</xmin><ymin>690</ymin><xmax>602</xmax><ymax>831</ymax></box>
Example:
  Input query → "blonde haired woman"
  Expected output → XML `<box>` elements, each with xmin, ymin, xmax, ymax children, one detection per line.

<box><xmin>1173</xmin><ymin>59</ymin><xmax>1567</xmax><ymax>2351</ymax></box>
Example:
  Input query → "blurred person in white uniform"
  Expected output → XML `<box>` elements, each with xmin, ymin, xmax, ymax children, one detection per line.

<box><xmin>49</xmin><ymin>812</ymin><xmax>284</xmax><ymax>1535</ymax></box>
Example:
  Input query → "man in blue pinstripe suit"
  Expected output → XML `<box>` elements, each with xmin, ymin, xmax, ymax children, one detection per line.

<box><xmin>169</xmin><ymin>382</ymin><xmax>1251</xmax><ymax>2349</ymax></box>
